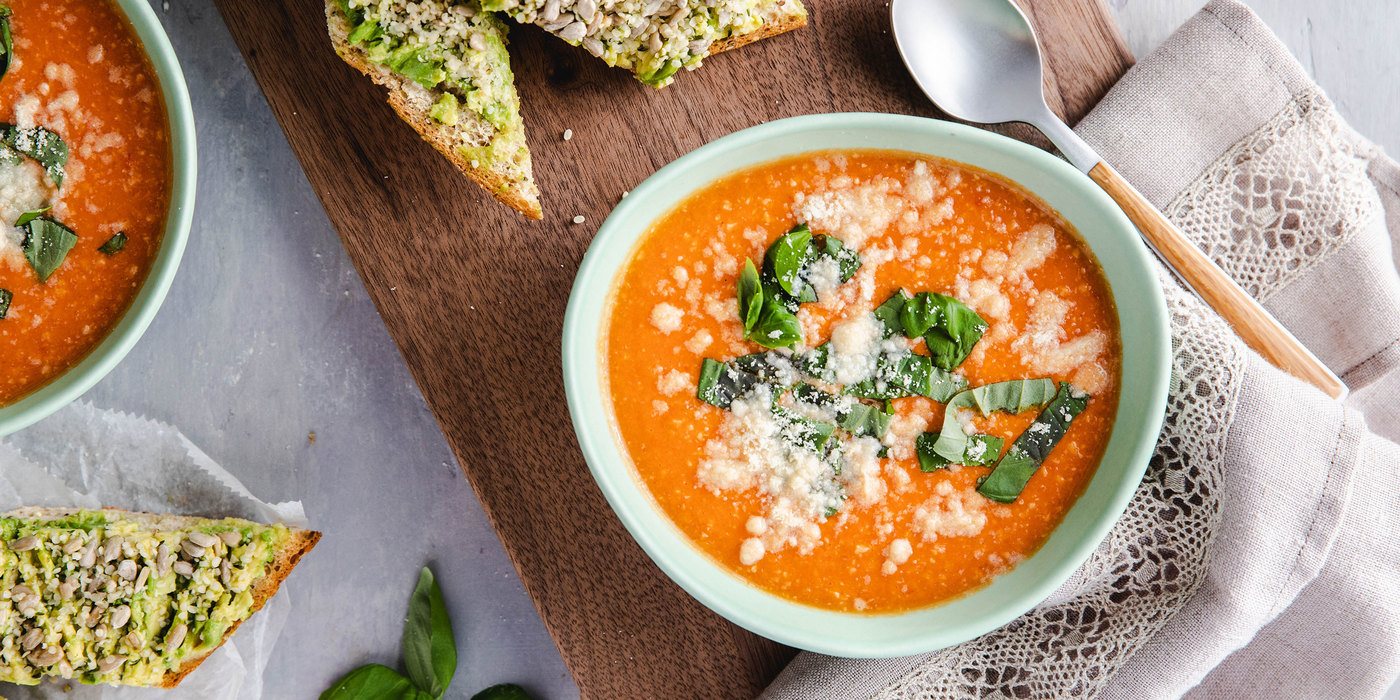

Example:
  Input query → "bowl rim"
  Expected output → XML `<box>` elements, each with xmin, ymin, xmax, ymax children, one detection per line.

<box><xmin>0</xmin><ymin>0</ymin><xmax>196</xmax><ymax>436</ymax></box>
<box><xmin>562</xmin><ymin>112</ymin><xmax>1170</xmax><ymax>657</ymax></box>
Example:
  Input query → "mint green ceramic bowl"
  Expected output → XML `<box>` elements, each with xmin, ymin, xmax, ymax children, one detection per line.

<box><xmin>0</xmin><ymin>0</ymin><xmax>195</xmax><ymax>436</ymax></box>
<box><xmin>563</xmin><ymin>113</ymin><xmax>1169</xmax><ymax>657</ymax></box>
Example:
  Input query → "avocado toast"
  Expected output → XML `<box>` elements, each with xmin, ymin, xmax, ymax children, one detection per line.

<box><xmin>328</xmin><ymin>0</ymin><xmax>542</xmax><ymax>218</ymax></box>
<box><xmin>483</xmin><ymin>0</ymin><xmax>807</xmax><ymax>86</ymax></box>
<box><xmin>0</xmin><ymin>507</ymin><xmax>318</xmax><ymax>687</ymax></box>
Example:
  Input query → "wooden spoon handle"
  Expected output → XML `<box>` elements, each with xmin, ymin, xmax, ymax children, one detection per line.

<box><xmin>1089</xmin><ymin>161</ymin><xmax>1348</xmax><ymax>400</ymax></box>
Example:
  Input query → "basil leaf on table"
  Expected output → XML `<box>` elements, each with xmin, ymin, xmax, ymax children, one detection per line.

<box><xmin>928</xmin><ymin>378</ymin><xmax>1058</xmax><ymax>464</ymax></box>
<box><xmin>0</xmin><ymin>6</ymin><xmax>12</xmax><ymax>82</ymax></box>
<box><xmin>471</xmin><ymin>684</ymin><xmax>536</xmax><ymax>700</ymax></box>
<box><xmin>916</xmin><ymin>432</ymin><xmax>1003</xmax><ymax>472</ymax></box>
<box><xmin>2</xmin><ymin>124</ymin><xmax>68</xmax><ymax>187</ymax></box>
<box><xmin>403</xmin><ymin>567</ymin><xmax>457</xmax><ymax>697</ymax></box>
<box><xmin>0</xmin><ymin>288</ymin><xmax>11</xmax><ymax>319</ymax></box>
<box><xmin>319</xmin><ymin>664</ymin><xmax>423</xmax><ymax>700</ymax></box>
<box><xmin>14</xmin><ymin>205</ymin><xmax>48</xmax><ymax>226</ymax></box>
<box><xmin>737</xmin><ymin>258</ymin><xmax>762</xmax><ymax>333</ymax></box>
<box><xmin>978</xmin><ymin>382</ymin><xmax>1089</xmax><ymax>503</ymax></box>
<box><xmin>98</xmin><ymin>232</ymin><xmax>127</xmax><ymax>255</ymax></box>
<box><xmin>21</xmin><ymin>217</ymin><xmax>77</xmax><ymax>283</ymax></box>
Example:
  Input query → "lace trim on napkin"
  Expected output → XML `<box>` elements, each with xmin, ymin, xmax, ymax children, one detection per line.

<box><xmin>1163</xmin><ymin>88</ymin><xmax>1384</xmax><ymax>302</ymax></box>
<box><xmin>876</xmin><ymin>276</ymin><xmax>1242</xmax><ymax>699</ymax></box>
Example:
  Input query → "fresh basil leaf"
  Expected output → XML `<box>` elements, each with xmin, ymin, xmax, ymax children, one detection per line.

<box><xmin>402</xmin><ymin>567</ymin><xmax>456</xmax><ymax>697</ymax></box>
<box><xmin>817</xmin><ymin>235</ymin><xmax>861</xmax><ymax>282</ymax></box>
<box><xmin>14</xmin><ymin>205</ymin><xmax>48</xmax><ymax>226</ymax></box>
<box><xmin>737</xmin><ymin>258</ymin><xmax>762</xmax><ymax>333</ymax></box>
<box><xmin>873</xmin><ymin>289</ymin><xmax>911</xmax><ymax>337</ymax></box>
<box><xmin>3</xmin><ymin>124</ymin><xmax>68</xmax><ymax>187</ymax></box>
<box><xmin>21</xmin><ymin>218</ymin><xmax>77</xmax><ymax>283</ymax></box>
<box><xmin>928</xmin><ymin>379</ymin><xmax>1058</xmax><ymax>464</ymax></box>
<box><xmin>696</xmin><ymin>357</ymin><xmax>760</xmax><ymax>409</ymax></box>
<box><xmin>0</xmin><ymin>6</ymin><xmax>12</xmax><ymax>82</ymax></box>
<box><xmin>844</xmin><ymin>351</ymin><xmax>965</xmax><ymax>402</ymax></box>
<box><xmin>920</xmin><ymin>294</ymin><xmax>988</xmax><ymax>371</ymax></box>
<box><xmin>915</xmin><ymin>432</ymin><xmax>1003</xmax><ymax>472</ymax></box>
<box><xmin>319</xmin><ymin>664</ymin><xmax>421</xmax><ymax>700</ymax></box>
<box><xmin>839</xmin><ymin>401</ymin><xmax>894</xmax><ymax>439</ymax></box>
<box><xmin>98</xmin><ymin>232</ymin><xmax>127</xmax><ymax>255</ymax></box>
<box><xmin>799</xmin><ymin>342</ymin><xmax>832</xmax><ymax>382</ymax></box>
<box><xmin>897</xmin><ymin>293</ymin><xmax>941</xmax><ymax>338</ymax></box>
<box><xmin>747</xmin><ymin>303</ymin><xmax>802</xmax><ymax>349</ymax></box>
<box><xmin>764</xmin><ymin>223</ymin><xmax>813</xmax><ymax>297</ymax></box>
<box><xmin>472</xmin><ymin>684</ymin><xmax>535</xmax><ymax>700</ymax></box>
<box><xmin>978</xmin><ymin>383</ymin><xmax>1089</xmax><ymax>503</ymax></box>
<box><xmin>0</xmin><ymin>288</ymin><xmax>11</xmax><ymax>319</ymax></box>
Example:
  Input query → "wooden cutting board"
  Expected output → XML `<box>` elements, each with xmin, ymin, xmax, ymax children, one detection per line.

<box><xmin>212</xmin><ymin>2</ymin><xmax>1133</xmax><ymax>697</ymax></box>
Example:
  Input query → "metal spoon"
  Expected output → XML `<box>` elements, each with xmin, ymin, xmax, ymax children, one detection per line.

<box><xmin>890</xmin><ymin>0</ymin><xmax>1346</xmax><ymax>400</ymax></box>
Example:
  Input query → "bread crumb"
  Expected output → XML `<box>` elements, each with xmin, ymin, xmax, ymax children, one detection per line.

<box><xmin>563</xmin><ymin>128</ymin><xmax>573</xmax><ymax>141</ymax></box>
<box><xmin>572</xmin><ymin>215</ymin><xmax>585</xmax><ymax>224</ymax></box>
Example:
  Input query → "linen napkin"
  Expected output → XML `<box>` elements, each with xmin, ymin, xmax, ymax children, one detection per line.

<box><xmin>761</xmin><ymin>1</ymin><xmax>1400</xmax><ymax>697</ymax></box>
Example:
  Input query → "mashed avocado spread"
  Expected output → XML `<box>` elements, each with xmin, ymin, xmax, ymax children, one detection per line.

<box><xmin>0</xmin><ymin>511</ymin><xmax>291</xmax><ymax>686</ymax></box>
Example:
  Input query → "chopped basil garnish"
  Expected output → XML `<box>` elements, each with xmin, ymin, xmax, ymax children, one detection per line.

<box><xmin>2</xmin><ymin>124</ymin><xmax>68</xmax><ymax>187</ymax></box>
<box><xmin>977</xmin><ymin>383</ymin><xmax>1089</xmax><ymax>503</ymax></box>
<box><xmin>14</xmin><ymin>205</ymin><xmax>48</xmax><ymax>226</ymax></box>
<box><xmin>748</xmin><ymin>304</ymin><xmax>803</xmax><ymax>349</ymax></box>
<box><xmin>697</xmin><ymin>357</ymin><xmax>759</xmax><ymax>410</ymax></box>
<box><xmin>98</xmin><ymin>232</ymin><xmax>127</xmax><ymax>255</ymax></box>
<box><xmin>792</xmin><ymin>383</ymin><xmax>893</xmax><ymax>439</ymax></box>
<box><xmin>0</xmin><ymin>288</ymin><xmax>11</xmax><ymax>319</ymax></box>
<box><xmin>737</xmin><ymin>258</ymin><xmax>762</xmax><ymax>333</ymax></box>
<box><xmin>0</xmin><ymin>6</ymin><xmax>13</xmax><ymax>82</ymax></box>
<box><xmin>21</xmin><ymin>217</ymin><xmax>77</xmax><ymax>283</ymax></box>
<box><xmin>843</xmin><ymin>350</ymin><xmax>966</xmax><ymax>402</ymax></box>
<box><xmin>927</xmin><ymin>379</ymin><xmax>1058</xmax><ymax>464</ymax></box>
<box><xmin>916</xmin><ymin>432</ymin><xmax>1002</xmax><ymax>472</ymax></box>
<box><xmin>874</xmin><ymin>289</ymin><xmax>988</xmax><ymax>371</ymax></box>
<box><xmin>765</xmin><ymin>223</ymin><xmax>813</xmax><ymax>297</ymax></box>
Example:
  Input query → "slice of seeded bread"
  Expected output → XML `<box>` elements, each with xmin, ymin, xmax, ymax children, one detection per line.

<box><xmin>0</xmin><ymin>506</ymin><xmax>320</xmax><ymax>688</ymax></box>
<box><xmin>485</xmin><ymin>0</ymin><xmax>808</xmax><ymax>86</ymax></box>
<box><xmin>327</xmin><ymin>3</ymin><xmax>543</xmax><ymax>219</ymax></box>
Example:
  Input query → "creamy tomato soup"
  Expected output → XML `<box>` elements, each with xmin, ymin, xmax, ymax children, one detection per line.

<box><xmin>0</xmin><ymin>0</ymin><xmax>170</xmax><ymax>405</ymax></box>
<box><xmin>604</xmin><ymin>150</ymin><xmax>1121</xmax><ymax>613</ymax></box>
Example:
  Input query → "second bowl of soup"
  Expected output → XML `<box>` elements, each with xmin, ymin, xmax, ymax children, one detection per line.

<box><xmin>563</xmin><ymin>113</ymin><xmax>1170</xmax><ymax>656</ymax></box>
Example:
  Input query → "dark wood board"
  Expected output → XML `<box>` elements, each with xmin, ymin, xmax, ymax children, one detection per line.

<box><xmin>211</xmin><ymin>1</ymin><xmax>1133</xmax><ymax>697</ymax></box>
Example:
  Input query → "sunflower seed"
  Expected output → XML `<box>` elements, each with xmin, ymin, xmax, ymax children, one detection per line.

<box><xmin>57</xmin><ymin>578</ymin><xmax>78</xmax><ymax>600</ymax></box>
<box><xmin>18</xmin><ymin>595</ymin><xmax>40</xmax><ymax>615</ymax></box>
<box><xmin>541</xmin><ymin>15</ymin><xmax>573</xmax><ymax>32</ymax></box>
<box><xmin>173</xmin><ymin>561</ymin><xmax>194</xmax><ymax>578</ymax></box>
<box><xmin>94</xmin><ymin>623</ymin><xmax>108</xmax><ymax>641</ymax></box>
<box><xmin>541</xmin><ymin>0</ymin><xmax>561</xmax><ymax>22</ymax></box>
<box><xmin>166</xmin><ymin>623</ymin><xmax>187</xmax><ymax>650</ymax></box>
<box><xmin>20</xmin><ymin>627</ymin><xmax>42</xmax><ymax>650</ymax></box>
<box><xmin>220</xmin><ymin>559</ymin><xmax>232</xmax><ymax>587</ymax></box>
<box><xmin>156</xmin><ymin>543</ymin><xmax>172</xmax><ymax>575</ymax></box>
<box><xmin>96</xmin><ymin>655</ymin><xmax>125</xmax><ymax>674</ymax></box>
<box><xmin>85</xmin><ymin>608</ymin><xmax>103</xmax><ymax>628</ymax></box>
<box><xmin>7</xmin><ymin>535</ymin><xmax>38</xmax><ymax>552</ymax></box>
<box><xmin>135</xmin><ymin>566</ymin><xmax>150</xmax><ymax>590</ymax></box>
<box><xmin>86</xmin><ymin>573</ymin><xmax>107</xmax><ymax>594</ymax></box>
<box><xmin>576</xmin><ymin>0</ymin><xmax>596</xmax><ymax>23</ymax></box>
<box><xmin>62</xmin><ymin>535</ymin><xmax>85</xmax><ymax>554</ymax></box>
<box><xmin>116</xmin><ymin>559</ymin><xmax>137</xmax><ymax>581</ymax></box>
<box><xmin>218</xmin><ymin>531</ymin><xmax>242</xmax><ymax>547</ymax></box>
<box><xmin>186</xmin><ymin>532</ymin><xmax>219</xmax><ymax>549</ymax></box>
<box><xmin>27</xmin><ymin>646</ymin><xmax>62</xmax><ymax>666</ymax></box>
<box><xmin>583</xmin><ymin>37</ymin><xmax>604</xmax><ymax>56</ymax></box>
<box><xmin>181</xmin><ymin>540</ymin><xmax>206</xmax><ymax>559</ymax></box>
<box><xmin>10</xmin><ymin>584</ymin><xmax>33</xmax><ymax>599</ymax></box>
<box><xmin>124</xmin><ymin>630</ymin><xmax>142</xmax><ymax>648</ymax></box>
<box><xmin>57</xmin><ymin>657</ymin><xmax>74</xmax><ymax>679</ymax></box>
<box><xmin>558</xmin><ymin>20</ymin><xmax>587</xmax><ymax>42</ymax></box>
<box><xmin>79</xmin><ymin>539</ymin><xmax>98</xmax><ymax>568</ymax></box>
<box><xmin>110</xmin><ymin>604</ymin><xmax>131</xmax><ymax>629</ymax></box>
<box><xmin>102</xmin><ymin>536</ymin><xmax>123</xmax><ymax>563</ymax></box>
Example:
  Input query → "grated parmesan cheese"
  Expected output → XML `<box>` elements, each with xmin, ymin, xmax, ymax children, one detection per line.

<box><xmin>912</xmin><ymin>481</ymin><xmax>988</xmax><ymax>542</ymax></box>
<box><xmin>649</xmin><ymin>302</ymin><xmax>683</xmax><ymax>333</ymax></box>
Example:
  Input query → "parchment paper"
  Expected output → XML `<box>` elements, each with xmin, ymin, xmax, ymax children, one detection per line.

<box><xmin>0</xmin><ymin>401</ymin><xmax>307</xmax><ymax>699</ymax></box>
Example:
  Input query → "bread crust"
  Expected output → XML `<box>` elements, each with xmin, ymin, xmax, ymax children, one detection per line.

<box><xmin>710</xmin><ymin>2</ymin><xmax>808</xmax><ymax>55</ymax></box>
<box><xmin>2</xmin><ymin>506</ymin><xmax>320</xmax><ymax>689</ymax></box>
<box><xmin>326</xmin><ymin>6</ymin><xmax>545</xmax><ymax>219</ymax></box>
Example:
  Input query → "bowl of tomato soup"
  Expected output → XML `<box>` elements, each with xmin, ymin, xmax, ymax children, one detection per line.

<box><xmin>0</xmin><ymin>0</ymin><xmax>194</xmax><ymax>435</ymax></box>
<box><xmin>563</xmin><ymin>114</ymin><xmax>1170</xmax><ymax>657</ymax></box>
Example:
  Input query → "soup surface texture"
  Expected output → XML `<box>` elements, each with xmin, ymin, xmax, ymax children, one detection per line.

<box><xmin>0</xmin><ymin>0</ymin><xmax>170</xmax><ymax>405</ymax></box>
<box><xmin>604</xmin><ymin>150</ymin><xmax>1121</xmax><ymax>613</ymax></box>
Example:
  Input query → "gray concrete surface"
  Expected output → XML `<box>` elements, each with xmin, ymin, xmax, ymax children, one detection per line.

<box><xmin>7</xmin><ymin>0</ymin><xmax>1392</xmax><ymax>698</ymax></box>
